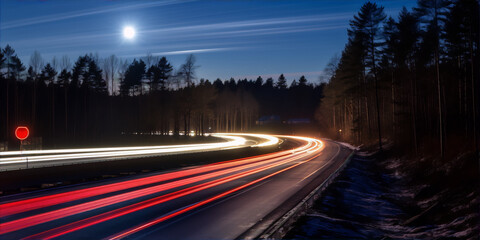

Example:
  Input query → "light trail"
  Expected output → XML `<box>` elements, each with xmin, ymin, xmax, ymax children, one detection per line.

<box><xmin>213</xmin><ymin>133</ymin><xmax>279</xmax><ymax>147</ymax></box>
<box><xmin>22</xmin><ymin>139</ymin><xmax>322</xmax><ymax>240</ymax></box>
<box><xmin>22</xmin><ymin>142</ymin><xmax>321</xmax><ymax>240</ymax></box>
<box><xmin>109</xmin><ymin>140</ymin><xmax>324</xmax><ymax>240</ymax></box>
<box><xmin>0</xmin><ymin>134</ymin><xmax>329</xmax><ymax>240</ymax></box>
<box><xmin>0</xmin><ymin>150</ymin><xmax>293</xmax><ymax>218</ymax></box>
<box><xmin>0</xmin><ymin>136</ymin><xmax>238</xmax><ymax>156</ymax></box>
<box><xmin>0</xmin><ymin>134</ymin><xmax>280</xmax><ymax>168</ymax></box>
<box><xmin>1</xmin><ymin>147</ymin><xmax>309</xmax><ymax>235</ymax></box>
<box><xmin>0</xmin><ymin>137</ymin><xmax>314</xmax><ymax>235</ymax></box>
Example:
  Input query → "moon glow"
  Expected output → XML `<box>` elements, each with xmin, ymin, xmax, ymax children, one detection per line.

<box><xmin>123</xmin><ymin>26</ymin><xmax>136</xmax><ymax>40</ymax></box>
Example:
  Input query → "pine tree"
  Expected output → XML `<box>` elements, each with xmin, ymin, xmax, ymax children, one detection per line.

<box><xmin>255</xmin><ymin>76</ymin><xmax>263</xmax><ymax>87</ymax></box>
<box><xmin>26</xmin><ymin>66</ymin><xmax>35</xmax><ymax>83</ymax></box>
<box><xmin>0</xmin><ymin>49</ymin><xmax>4</xmax><ymax>74</ymax></box>
<box><xmin>146</xmin><ymin>65</ymin><xmax>159</xmax><ymax>92</ymax></box>
<box><xmin>444</xmin><ymin>0</ymin><xmax>480</xmax><ymax>151</ymax></box>
<box><xmin>276</xmin><ymin>74</ymin><xmax>287</xmax><ymax>89</ymax></box>
<box><xmin>350</xmin><ymin>1</ymin><xmax>386</xmax><ymax>150</ymax></box>
<box><xmin>122</xmin><ymin>59</ymin><xmax>146</xmax><ymax>95</ymax></box>
<box><xmin>41</xmin><ymin>64</ymin><xmax>57</xmax><ymax>86</ymax></box>
<box><xmin>88</xmin><ymin>60</ymin><xmax>106</xmax><ymax>94</ymax></box>
<box><xmin>57</xmin><ymin>69</ymin><xmax>71</xmax><ymax>136</ymax></box>
<box><xmin>57</xmin><ymin>69</ymin><xmax>71</xmax><ymax>88</ymax></box>
<box><xmin>396</xmin><ymin>7</ymin><xmax>421</xmax><ymax>154</ymax></box>
<box><xmin>11</xmin><ymin>56</ymin><xmax>25</xmax><ymax>79</ymax></box>
<box><xmin>414</xmin><ymin>0</ymin><xmax>452</xmax><ymax>158</ymax></box>
<box><xmin>298</xmin><ymin>75</ymin><xmax>307</xmax><ymax>86</ymax></box>
<box><xmin>157</xmin><ymin>57</ymin><xmax>173</xmax><ymax>90</ymax></box>
<box><xmin>2</xmin><ymin>45</ymin><xmax>18</xmax><ymax>139</ymax></box>
<box><xmin>71</xmin><ymin>55</ymin><xmax>88</xmax><ymax>88</ymax></box>
<box><xmin>264</xmin><ymin>77</ymin><xmax>274</xmax><ymax>88</ymax></box>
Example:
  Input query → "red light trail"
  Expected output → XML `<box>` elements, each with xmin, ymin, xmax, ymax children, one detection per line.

<box><xmin>0</xmin><ymin>135</ymin><xmax>327</xmax><ymax>240</ymax></box>
<box><xmin>0</xmin><ymin>150</ymin><xmax>291</xmax><ymax>218</ymax></box>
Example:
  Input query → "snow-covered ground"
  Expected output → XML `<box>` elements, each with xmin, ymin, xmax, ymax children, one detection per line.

<box><xmin>286</xmin><ymin>151</ymin><xmax>479</xmax><ymax>239</ymax></box>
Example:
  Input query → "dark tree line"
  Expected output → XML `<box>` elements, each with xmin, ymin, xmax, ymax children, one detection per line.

<box><xmin>0</xmin><ymin>49</ymin><xmax>323</xmax><ymax>148</ymax></box>
<box><xmin>316</xmin><ymin>0</ymin><xmax>479</xmax><ymax>156</ymax></box>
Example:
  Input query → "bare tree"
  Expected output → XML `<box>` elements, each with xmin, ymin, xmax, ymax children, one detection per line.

<box><xmin>323</xmin><ymin>54</ymin><xmax>340</xmax><ymax>81</ymax></box>
<box><xmin>60</xmin><ymin>55</ymin><xmax>71</xmax><ymax>71</ymax></box>
<box><xmin>117</xmin><ymin>58</ymin><xmax>129</xmax><ymax>94</ymax></box>
<box><xmin>106</xmin><ymin>55</ymin><xmax>119</xmax><ymax>95</ymax></box>
<box><xmin>88</xmin><ymin>52</ymin><xmax>100</xmax><ymax>65</ymax></box>
<box><xmin>59</xmin><ymin>56</ymin><xmax>71</xmax><ymax>137</ymax></box>
<box><xmin>29</xmin><ymin>51</ymin><xmax>43</xmax><ymax>77</ymax></box>
<box><xmin>179</xmin><ymin>54</ymin><xmax>198</xmax><ymax>87</ymax></box>
<box><xmin>29</xmin><ymin>51</ymin><xmax>43</xmax><ymax>130</ymax></box>
<box><xmin>51</xmin><ymin>56</ymin><xmax>58</xmax><ymax>74</ymax></box>
<box><xmin>142</xmin><ymin>53</ymin><xmax>158</xmax><ymax>68</ymax></box>
<box><xmin>170</xmin><ymin>70</ymin><xmax>182</xmax><ymax>89</ymax></box>
<box><xmin>102</xmin><ymin>58</ymin><xmax>111</xmax><ymax>94</ymax></box>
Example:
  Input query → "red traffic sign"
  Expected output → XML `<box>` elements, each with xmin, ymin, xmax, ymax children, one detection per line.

<box><xmin>15</xmin><ymin>126</ymin><xmax>30</xmax><ymax>141</ymax></box>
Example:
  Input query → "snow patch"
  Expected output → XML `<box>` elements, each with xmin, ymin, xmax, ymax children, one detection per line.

<box><xmin>355</xmin><ymin>151</ymin><xmax>375</xmax><ymax>157</ymax></box>
<box><xmin>337</xmin><ymin>141</ymin><xmax>360</xmax><ymax>150</ymax></box>
<box><xmin>417</xmin><ymin>190</ymin><xmax>446</xmax><ymax>208</ymax></box>
<box><xmin>288</xmin><ymin>153</ymin><xmax>479</xmax><ymax>239</ymax></box>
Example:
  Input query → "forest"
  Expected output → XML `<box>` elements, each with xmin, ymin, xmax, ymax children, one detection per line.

<box><xmin>1</xmin><ymin>0</ymin><xmax>479</xmax><ymax>157</ymax></box>
<box><xmin>316</xmin><ymin>0</ymin><xmax>479</xmax><ymax>157</ymax></box>
<box><xmin>0</xmin><ymin>48</ymin><xmax>323</xmax><ymax>148</ymax></box>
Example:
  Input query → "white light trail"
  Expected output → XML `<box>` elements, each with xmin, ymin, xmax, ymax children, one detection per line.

<box><xmin>213</xmin><ymin>133</ymin><xmax>279</xmax><ymax>147</ymax></box>
<box><xmin>0</xmin><ymin>134</ymin><xmax>280</xmax><ymax>168</ymax></box>
<box><xmin>0</xmin><ymin>135</ymin><xmax>241</xmax><ymax>157</ymax></box>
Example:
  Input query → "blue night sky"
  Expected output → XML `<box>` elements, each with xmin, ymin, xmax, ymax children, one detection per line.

<box><xmin>1</xmin><ymin>0</ymin><xmax>416</xmax><ymax>83</ymax></box>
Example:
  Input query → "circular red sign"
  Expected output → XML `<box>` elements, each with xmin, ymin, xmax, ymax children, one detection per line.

<box><xmin>15</xmin><ymin>126</ymin><xmax>29</xmax><ymax>141</ymax></box>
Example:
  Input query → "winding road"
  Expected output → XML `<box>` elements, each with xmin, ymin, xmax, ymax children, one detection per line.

<box><xmin>0</xmin><ymin>134</ymin><xmax>352</xmax><ymax>239</ymax></box>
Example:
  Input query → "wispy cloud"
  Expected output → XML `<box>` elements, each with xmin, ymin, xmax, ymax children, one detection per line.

<box><xmin>0</xmin><ymin>0</ymin><xmax>190</xmax><ymax>30</ymax></box>
<box><xmin>7</xmin><ymin>14</ymin><xmax>347</xmax><ymax>51</ymax></box>
<box><xmin>120</xmin><ymin>47</ymin><xmax>236</xmax><ymax>58</ymax></box>
<box><xmin>188</xmin><ymin>24</ymin><xmax>346</xmax><ymax>39</ymax></box>
<box><xmin>143</xmin><ymin>13</ymin><xmax>351</xmax><ymax>35</ymax></box>
<box><xmin>154</xmin><ymin>47</ymin><xmax>235</xmax><ymax>55</ymax></box>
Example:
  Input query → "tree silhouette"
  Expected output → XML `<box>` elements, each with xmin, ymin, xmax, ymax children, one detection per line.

<box><xmin>2</xmin><ymin>0</ymin><xmax>477</xmax><ymax>156</ymax></box>
<box><xmin>121</xmin><ymin>59</ymin><xmax>146</xmax><ymax>96</ymax></box>
<box><xmin>350</xmin><ymin>1</ymin><xmax>386</xmax><ymax>150</ymax></box>
<box><xmin>276</xmin><ymin>74</ymin><xmax>287</xmax><ymax>89</ymax></box>
<box><xmin>414</xmin><ymin>0</ymin><xmax>452</xmax><ymax>158</ymax></box>
<box><xmin>179</xmin><ymin>54</ymin><xmax>198</xmax><ymax>87</ymax></box>
<box><xmin>317</xmin><ymin>0</ymin><xmax>479</xmax><ymax>156</ymax></box>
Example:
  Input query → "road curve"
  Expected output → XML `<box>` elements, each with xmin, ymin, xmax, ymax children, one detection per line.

<box><xmin>0</xmin><ymin>135</ymin><xmax>352</xmax><ymax>240</ymax></box>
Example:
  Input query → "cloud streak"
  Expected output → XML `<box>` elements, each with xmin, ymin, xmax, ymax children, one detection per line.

<box><xmin>143</xmin><ymin>13</ymin><xmax>351</xmax><ymax>35</ymax></box>
<box><xmin>6</xmin><ymin>14</ymin><xmax>347</xmax><ymax>52</ymax></box>
<box><xmin>120</xmin><ymin>47</ymin><xmax>236</xmax><ymax>58</ymax></box>
<box><xmin>154</xmin><ymin>48</ymin><xmax>235</xmax><ymax>55</ymax></box>
<box><xmin>0</xmin><ymin>0</ymin><xmax>190</xmax><ymax>30</ymax></box>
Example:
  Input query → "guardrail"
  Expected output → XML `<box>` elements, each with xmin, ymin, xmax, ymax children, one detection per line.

<box><xmin>258</xmin><ymin>150</ymin><xmax>355</xmax><ymax>239</ymax></box>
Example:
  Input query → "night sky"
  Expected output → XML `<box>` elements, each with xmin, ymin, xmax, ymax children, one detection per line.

<box><xmin>1</xmin><ymin>0</ymin><xmax>415</xmax><ymax>83</ymax></box>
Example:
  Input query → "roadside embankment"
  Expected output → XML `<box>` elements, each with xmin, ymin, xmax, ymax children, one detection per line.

<box><xmin>286</xmin><ymin>148</ymin><xmax>479</xmax><ymax>239</ymax></box>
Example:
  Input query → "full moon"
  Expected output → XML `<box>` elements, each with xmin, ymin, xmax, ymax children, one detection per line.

<box><xmin>123</xmin><ymin>26</ymin><xmax>136</xmax><ymax>39</ymax></box>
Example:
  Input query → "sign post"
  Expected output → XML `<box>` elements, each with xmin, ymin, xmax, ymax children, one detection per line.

<box><xmin>15</xmin><ymin>126</ymin><xmax>30</xmax><ymax>168</ymax></box>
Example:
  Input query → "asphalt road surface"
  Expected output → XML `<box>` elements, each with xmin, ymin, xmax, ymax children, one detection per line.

<box><xmin>0</xmin><ymin>135</ymin><xmax>352</xmax><ymax>240</ymax></box>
